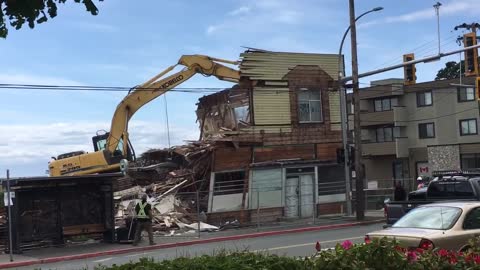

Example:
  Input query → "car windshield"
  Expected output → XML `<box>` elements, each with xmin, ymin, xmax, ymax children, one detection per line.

<box><xmin>393</xmin><ymin>206</ymin><xmax>462</xmax><ymax>230</ymax></box>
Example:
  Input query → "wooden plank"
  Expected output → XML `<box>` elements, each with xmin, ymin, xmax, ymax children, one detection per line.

<box><xmin>63</xmin><ymin>223</ymin><xmax>106</xmax><ymax>236</ymax></box>
<box><xmin>254</xmin><ymin>145</ymin><xmax>315</xmax><ymax>162</ymax></box>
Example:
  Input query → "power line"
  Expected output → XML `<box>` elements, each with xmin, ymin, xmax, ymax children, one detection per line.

<box><xmin>369</xmin><ymin>33</ymin><xmax>458</xmax><ymax>71</ymax></box>
<box><xmin>0</xmin><ymin>84</ymin><xmax>226</xmax><ymax>93</ymax></box>
<box><xmin>368</xmin><ymin>34</ymin><xmax>457</xmax><ymax>74</ymax></box>
<box><xmin>0</xmin><ymin>79</ymin><xmax>472</xmax><ymax>94</ymax></box>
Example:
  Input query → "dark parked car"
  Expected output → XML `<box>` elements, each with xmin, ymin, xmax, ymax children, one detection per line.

<box><xmin>384</xmin><ymin>171</ymin><xmax>480</xmax><ymax>225</ymax></box>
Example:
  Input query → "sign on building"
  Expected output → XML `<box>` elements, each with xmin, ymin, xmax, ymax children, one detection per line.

<box><xmin>416</xmin><ymin>162</ymin><xmax>431</xmax><ymax>178</ymax></box>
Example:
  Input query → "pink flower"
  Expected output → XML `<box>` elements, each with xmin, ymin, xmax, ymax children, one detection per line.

<box><xmin>449</xmin><ymin>255</ymin><xmax>458</xmax><ymax>264</ymax></box>
<box><xmin>407</xmin><ymin>251</ymin><xmax>418</xmax><ymax>262</ymax></box>
<box><xmin>474</xmin><ymin>255</ymin><xmax>480</xmax><ymax>264</ymax></box>
<box><xmin>438</xmin><ymin>249</ymin><xmax>449</xmax><ymax>257</ymax></box>
<box><xmin>449</xmin><ymin>251</ymin><xmax>458</xmax><ymax>264</ymax></box>
<box><xmin>341</xmin><ymin>240</ymin><xmax>353</xmax><ymax>250</ymax></box>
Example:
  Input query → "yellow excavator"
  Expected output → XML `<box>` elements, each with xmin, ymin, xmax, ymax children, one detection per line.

<box><xmin>48</xmin><ymin>55</ymin><xmax>240</xmax><ymax>177</ymax></box>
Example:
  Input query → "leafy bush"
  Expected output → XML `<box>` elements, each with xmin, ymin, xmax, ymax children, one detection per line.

<box><xmin>310</xmin><ymin>237</ymin><xmax>480</xmax><ymax>270</ymax></box>
<box><xmin>95</xmin><ymin>252</ymin><xmax>308</xmax><ymax>270</ymax></box>
<box><xmin>92</xmin><ymin>237</ymin><xmax>480</xmax><ymax>270</ymax></box>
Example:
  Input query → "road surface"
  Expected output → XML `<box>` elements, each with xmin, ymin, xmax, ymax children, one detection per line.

<box><xmin>17</xmin><ymin>223</ymin><xmax>382</xmax><ymax>270</ymax></box>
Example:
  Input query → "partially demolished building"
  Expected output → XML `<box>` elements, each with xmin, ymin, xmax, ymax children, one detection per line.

<box><xmin>0</xmin><ymin>49</ymin><xmax>350</xmax><ymax>252</ymax></box>
<box><xmin>196</xmin><ymin>49</ymin><xmax>346</xmax><ymax>223</ymax></box>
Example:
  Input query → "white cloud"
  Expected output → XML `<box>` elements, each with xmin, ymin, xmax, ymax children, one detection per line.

<box><xmin>205</xmin><ymin>0</ymin><xmax>307</xmax><ymax>36</ymax></box>
<box><xmin>274</xmin><ymin>10</ymin><xmax>301</xmax><ymax>24</ymax></box>
<box><xmin>229</xmin><ymin>6</ymin><xmax>251</xmax><ymax>16</ymax></box>
<box><xmin>206</xmin><ymin>25</ymin><xmax>221</xmax><ymax>35</ymax></box>
<box><xmin>385</xmin><ymin>9</ymin><xmax>433</xmax><ymax>23</ymax></box>
<box><xmin>361</xmin><ymin>0</ymin><xmax>477</xmax><ymax>27</ymax></box>
<box><xmin>0</xmin><ymin>121</ymin><xmax>198</xmax><ymax>167</ymax></box>
<box><xmin>74</xmin><ymin>21</ymin><xmax>118</xmax><ymax>33</ymax></box>
<box><xmin>439</xmin><ymin>0</ymin><xmax>475</xmax><ymax>15</ymax></box>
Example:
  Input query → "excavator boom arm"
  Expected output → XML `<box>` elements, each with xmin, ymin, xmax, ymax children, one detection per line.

<box><xmin>106</xmin><ymin>55</ymin><xmax>240</xmax><ymax>153</ymax></box>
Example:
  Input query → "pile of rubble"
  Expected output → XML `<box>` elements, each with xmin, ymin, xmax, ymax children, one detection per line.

<box><xmin>113</xmin><ymin>141</ymin><xmax>219</xmax><ymax>239</ymax></box>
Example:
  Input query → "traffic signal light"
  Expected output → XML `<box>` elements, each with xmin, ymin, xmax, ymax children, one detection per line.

<box><xmin>476</xmin><ymin>77</ymin><xmax>480</xmax><ymax>100</ymax></box>
<box><xmin>463</xmin><ymin>32</ymin><xmax>479</xmax><ymax>76</ymax></box>
<box><xmin>403</xmin><ymin>53</ymin><xmax>416</xmax><ymax>85</ymax></box>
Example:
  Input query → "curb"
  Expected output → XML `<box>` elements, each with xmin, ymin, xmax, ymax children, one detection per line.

<box><xmin>0</xmin><ymin>219</ymin><xmax>383</xmax><ymax>269</ymax></box>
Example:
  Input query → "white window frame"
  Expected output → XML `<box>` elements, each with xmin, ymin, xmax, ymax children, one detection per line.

<box><xmin>458</xmin><ymin>87</ymin><xmax>475</xmax><ymax>102</ymax></box>
<box><xmin>460</xmin><ymin>119</ymin><xmax>478</xmax><ymax>136</ymax></box>
<box><xmin>417</xmin><ymin>91</ymin><xmax>433</xmax><ymax>107</ymax></box>
<box><xmin>298</xmin><ymin>88</ymin><xmax>323</xmax><ymax>123</ymax></box>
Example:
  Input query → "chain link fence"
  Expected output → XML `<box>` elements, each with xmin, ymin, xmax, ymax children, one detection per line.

<box><xmin>118</xmin><ymin>178</ymin><xmax>416</xmax><ymax>242</ymax></box>
<box><xmin>123</xmin><ymin>180</ymin><xmax>357</xmax><ymax>241</ymax></box>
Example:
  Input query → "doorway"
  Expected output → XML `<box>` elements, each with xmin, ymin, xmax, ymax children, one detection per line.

<box><xmin>285</xmin><ymin>167</ymin><xmax>315</xmax><ymax>218</ymax></box>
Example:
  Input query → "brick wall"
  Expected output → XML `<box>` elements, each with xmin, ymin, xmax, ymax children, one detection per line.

<box><xmin>221</xmin><ymin>65</ymin><xmax>342</xmax><ymax>147</ymax></box>
<box><xmin>286</xmin><ymin>67</ymin><xmax>334</xmax><ymax>125</ymax></box>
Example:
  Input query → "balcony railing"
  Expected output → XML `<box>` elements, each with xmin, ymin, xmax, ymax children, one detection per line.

<box><xmin>362</xmin><ymin>141</ymin><xmax>396</xmax><ymax>156</ymax></box>
<box><xmin>362</xmin><ymin>137</ymin><xmax>409</xmax><ymax>157</ymax></box>
<box><xmin>360</xmin><ymin>110</ymin><xmax>394</xmax><ymax>127</ymax></box>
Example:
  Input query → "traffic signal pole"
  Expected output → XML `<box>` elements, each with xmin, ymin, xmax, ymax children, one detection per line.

<box><xmin>342</xmin><ymin>42</ymin><xmax>480</xmax><ymax>83</ymax></box>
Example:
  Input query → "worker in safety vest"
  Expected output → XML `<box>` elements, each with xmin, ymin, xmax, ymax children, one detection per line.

<box><xmin>132</xmin><ymin>194</ymin><xmax>155</xmax><ymax>246</ymax></box>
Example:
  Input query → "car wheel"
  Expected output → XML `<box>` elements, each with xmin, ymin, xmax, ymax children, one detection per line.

<box><xmin>460</xmin><ymin>245</ymin><xmax>471</xmax><ymax>252</ymax></box>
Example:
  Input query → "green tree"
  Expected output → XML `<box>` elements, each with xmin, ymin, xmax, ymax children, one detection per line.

<box><xmin>435</xmin><ymin>61</ymin><xmax>463</xmax><ymax>80</ymax></box>
<box><xmin>0</xmin><ymin>0</ymin><xmax>103</xmax><ymax>38</ymax></box>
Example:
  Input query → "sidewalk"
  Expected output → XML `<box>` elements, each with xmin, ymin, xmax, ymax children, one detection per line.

<box><xmin>0</xmin><ymin>212</ymin><xmax>384</xmax><ymax>268</ymax></box>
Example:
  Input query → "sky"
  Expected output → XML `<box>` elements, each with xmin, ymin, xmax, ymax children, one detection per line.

<box><xmin>0</xmin><ymin>0</ymin><xmax>478</xmax><ymax>177</ymax></box>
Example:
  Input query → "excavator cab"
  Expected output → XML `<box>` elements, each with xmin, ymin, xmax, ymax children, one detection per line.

<box><xmin>92</xmin><ymin>132</ymin><xmax>135</xmax><ymax>162</ymax></box>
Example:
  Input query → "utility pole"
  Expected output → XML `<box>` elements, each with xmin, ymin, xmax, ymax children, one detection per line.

<box><xmin>348</xmin><ymin>0</ymin><xmax>364</xmax><ymax>221</ymax></box>
<box><xmin>433</xmin><ymin>2</ymin><xmax>442</xmax><ymax>55</ymax></box>
<box><xmin>338</xmin><ymin>6</ymin><xmax>383</xmax><ymax>218</ymax></box>
<box><xmin>6</xmin><ymin>170</ymin><xmax>13</xmax><ymax>262</ymax></box>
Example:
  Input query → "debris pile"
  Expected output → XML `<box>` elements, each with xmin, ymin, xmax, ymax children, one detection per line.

<box><xmin>113</xmin><ymin>141</ymin><xmax>219</xmax><ymax>239</ymax></box>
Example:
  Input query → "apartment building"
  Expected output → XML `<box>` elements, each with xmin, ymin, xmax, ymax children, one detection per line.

<box><xmin>349</xmin><ymin>76</ymin><xmax>480</xmax><ymax>190</ymax></box>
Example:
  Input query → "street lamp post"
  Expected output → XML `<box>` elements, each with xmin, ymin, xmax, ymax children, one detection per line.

<box><xmin>338</xmin><ymin>6</ymin><xmax>383</xmax><ymax>217</ymax></box>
